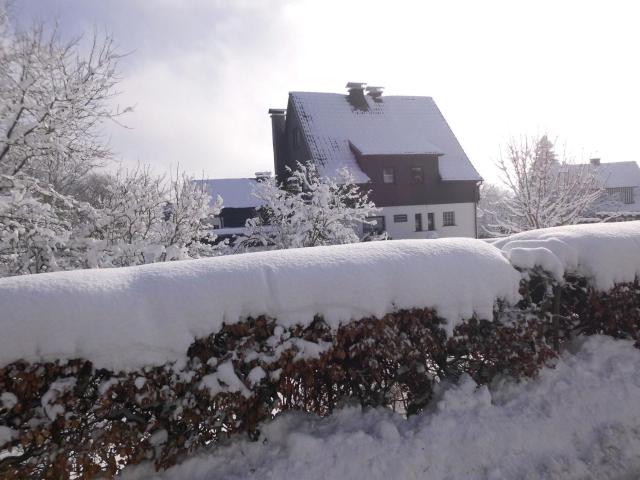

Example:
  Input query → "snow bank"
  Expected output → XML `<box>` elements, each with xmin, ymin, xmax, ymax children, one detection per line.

<box><xmin>0</xmin><ymin>239</ymin><xmax>520</xmax><ymax>371</ymax></box>
<box><xmin>494</xmin><ymin>221</ymin><xmax>640</xmax><ymax>289</ymax></box>
<box><xmin>122</xmin><ymin>336</ymin><xmax>640</xmax><ymax>480</ymax></box>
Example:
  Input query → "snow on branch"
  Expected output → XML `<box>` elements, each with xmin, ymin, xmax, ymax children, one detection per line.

<box><xmin>0</xmin><ymin>16</ymin><xmax>130</xmax><ymax>192</ymax></box>
<box><xmin>486</xmin><ymin>135</ymin><xmax>605</xmax><ymax>235</ymax></box>
<box><xmin>239</xmin><ymin>162</ymin><xmax>378</xmax><ymax>251</ymax></box>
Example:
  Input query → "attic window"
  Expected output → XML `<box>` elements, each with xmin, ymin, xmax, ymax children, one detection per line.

<box><xmin>410</xmin><ymin>167</ymin><xmax>424</xmax><ymax>184</ymax></box>
<box><xmin>383</xmin><ymin>167</ymin><xmax>395</xmax><ymax>184</ymax></box>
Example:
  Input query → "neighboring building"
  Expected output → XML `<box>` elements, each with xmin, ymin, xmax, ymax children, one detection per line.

<box><xmin>566</xmin><ymin>158</ymin><xmax>640</xmax><ymax>221</ymax></box>
<box><xmin>195</xmin><ymin>173</ymin><xmax>269</xmax><ymax>242</ymax></box>
<box><xmin>268</xmin><ymin>82</ymin><xmax>482</xmax><ymax>239</ymax></box>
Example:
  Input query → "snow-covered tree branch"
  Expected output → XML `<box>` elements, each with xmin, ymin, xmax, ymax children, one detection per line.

<box><xmin>486</xmin><ymin>135</ymin><xmax>605</xmax><ymax>235</ymax></box>
<box><xmin>0</xmin><ymin>14</ymin><xmax>130</xmax><ymax>193</ymax></box>
<box><xmin>239</xmin><ymin>162</ymin><xmax>378</xmax><ymax>250</ymax></box>
<box><xmin>477</xmin><ymin>182</ymin><xmax>511</xmax><ymax>238</ymax></box>
<box><xmin>0</xmin><ymin>9</ymin><xmax>224</xmax><ymax>276</ymax></box>
<box><xmin>0</xmin><ymin>173</ymin><xmax>94</xmax><ymax>275</ymax></box>
<box><xmin>74</xmin><ymin>167</ymin><xmax>223</xmax><ymax>268</ymax></box>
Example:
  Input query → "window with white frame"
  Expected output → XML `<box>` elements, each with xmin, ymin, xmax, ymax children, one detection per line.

<box><xmin>393</xmin><ymin>214</ymin><xmax>408</xmax><ymax>223</ymax></box>
<box><xmin>427</xmin><ymin>212</ymin><xmax>435</xmax><ymax>231</ymax></box>
<box><xmin>382</xmin><ymin>167</ymin><xmax>395</xmax><ymax>184</ymax></box>
<box><xmin>443</xmin><ymin>211</ymin><xmax>455</xmax><ymax>226</ymax></box>
<box><xmin>415</xmin><ymin>213</ymin><xmax>423</xmax><ymax>231</ymax></box>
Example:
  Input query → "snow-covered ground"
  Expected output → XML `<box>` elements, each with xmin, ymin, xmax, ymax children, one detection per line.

<box><xmin>122</xmin><ymin>335</ymin><xmax>640</xmax><ymax>480</ymax></box>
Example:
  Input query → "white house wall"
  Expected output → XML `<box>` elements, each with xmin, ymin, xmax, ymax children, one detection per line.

<box><xmin>375</xmin><ymin>203</ymin><xmax>477</xmax><ymax>239</ymax></box>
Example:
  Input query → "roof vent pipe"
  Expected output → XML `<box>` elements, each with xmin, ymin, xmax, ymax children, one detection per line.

<box><xmin>365</xmin><ymin>85</ymin><xmax>384</xmax><ymax>99</ymax></box>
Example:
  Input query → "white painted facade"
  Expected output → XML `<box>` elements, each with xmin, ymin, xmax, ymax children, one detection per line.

<box><xmin>369</xmin><ymin>202</ymin><xmax>477</xmax><ymax>239</ymax></box>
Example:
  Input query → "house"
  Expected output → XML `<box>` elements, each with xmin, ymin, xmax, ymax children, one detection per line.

<box><xmin>268</xmin><ymin>82</ymin><xmax>482</xmax><ymax>239</ymax></box>
<box><xmin>194</xmin><ymin>173</ymin><xmax>269</xmax><ymax>242</ymax></box>
<box><xmin>589</xmin><ymin>158</ymin><xmax>640</xmax><ymax>216</ymax></box>
<box><xmin>565</xmin><ymin>158</ymin><xmax>640</xmax><ymax>221</ymax></box>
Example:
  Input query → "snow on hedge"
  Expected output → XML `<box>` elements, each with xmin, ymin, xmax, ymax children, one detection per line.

<box><xmin>0</xmin><ymin>238</ymin><xmax>520</xmax><ymax>371</ymax></box>
<box><xmin>494</xmin><ymin>221</ymin><xmax>640</xmax><ymax>289</ymax></box>
<box><xmin>122</xmin><ymin>335</ymin><xmax>640</xmax><ymax>480</ymax></box>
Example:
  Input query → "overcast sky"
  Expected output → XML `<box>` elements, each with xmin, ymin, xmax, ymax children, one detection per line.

<box><xmin>13</xmin><ymin>0</ymin><xmax>640</xmax><ymax>182</ymax></box>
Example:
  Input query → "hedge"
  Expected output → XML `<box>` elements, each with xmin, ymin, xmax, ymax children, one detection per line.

<box><xmin>1</xmin><ymin>271</ymin><xmax>639</xmax><ymax>478</ymax></box>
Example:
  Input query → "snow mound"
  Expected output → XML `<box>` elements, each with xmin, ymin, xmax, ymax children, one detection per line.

<box><xmin>494</xmin><ymin>221</ymin><xmax>640</xmax><ymax>289</ymax></box>
<box><xmin>0</xmin><ymin>239</ymin><xmax>520</xmax><ymax>371</ymax></box>
<box><xmin>122</xmin><ymin>336</ymin><xmax>640</xmax><ymax>480</ymax></box>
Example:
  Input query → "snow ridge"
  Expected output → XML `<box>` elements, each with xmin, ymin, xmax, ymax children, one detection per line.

<box><xmin>0</xmin><ymin>238</ymin><xmax>520</xmax><ymax>371</ymax></box>
<box><xmin>1</xmin><ymin>221</ymin><xmax>639</xmax><ymax>372</ymax></box>
<box><xmin>493</xmin><ymin>221</ymin><xmax>640</xmax><ymax>289</ymax></box>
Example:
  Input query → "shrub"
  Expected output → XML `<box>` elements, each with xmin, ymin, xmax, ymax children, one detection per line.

<box><xmin>1</xmin><ymin>272</ymin><xmax>638</xmax><ymax>478</ymax></box>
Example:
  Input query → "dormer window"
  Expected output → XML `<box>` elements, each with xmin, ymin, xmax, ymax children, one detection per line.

<box><xmin>411</xmin><ymin>167</ymin><xmax>424</xmax><ymax>184</ymax></box>
<box><xmin>383</xmin><ymin>167</ymin><xmax>395</xmax><ymax>184</ymax></box>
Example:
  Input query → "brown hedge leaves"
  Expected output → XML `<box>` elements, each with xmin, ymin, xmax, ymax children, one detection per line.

<box><xmin>1</xmin><ymin>275</ymin><xmax>639</xmax><ymax>478</ymax></box>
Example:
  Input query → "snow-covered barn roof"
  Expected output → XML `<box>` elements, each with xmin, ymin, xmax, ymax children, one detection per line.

<box><xmin>289</xmin><ymin>92</ymin><xmax>482</xmax><ymax>183</ymax></box>
<box><xmin>195</xmin><ymin>178</ymin><xmax>264</xmax><ymax>209</ymax></box>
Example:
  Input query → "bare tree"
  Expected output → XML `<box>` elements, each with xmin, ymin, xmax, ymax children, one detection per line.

<box><xmin>477</xmin><ymin>182</ymin><xmax>511</xmax><ymax>238</ymax></box>
<box><xmin>487</xmin><ymin>135</ymin><xmax>604</xmax><ymax>234</ymax></box>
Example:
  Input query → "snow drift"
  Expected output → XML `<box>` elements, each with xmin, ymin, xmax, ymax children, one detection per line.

<box><xmin>123</xmin><ymin>336</ymin><xmax>640</xmax><ymax>480</ymax></box>
<box><xmin>0</xmin><ymin>238</ymin><xmax>520</xmax><ymax>371</ymax></box>
<box><xmin>493</xmin><ymin>221</ymin><xmax>640</xmax><ymax>289</ymax></box>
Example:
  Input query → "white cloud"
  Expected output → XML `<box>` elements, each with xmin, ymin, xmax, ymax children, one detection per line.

<box><xmin>14</xmin><ymin>0</ymin><xmax>640</xmax><ymax>182</ymax></box>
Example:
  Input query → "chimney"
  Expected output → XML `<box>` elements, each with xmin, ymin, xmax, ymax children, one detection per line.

<box><xmin>268</xmin><ymin>108</ymin><xmax>287</xmax><ymax>178</ymax></box>
<box><xmin>365</xmin><ymin>85</ymin><xmax>384</xmax><ymax>102</ymax></box>
<box><xmin>254</xmin><ymin>171</ymin><xmax>271</xmax><ymax>181</ymax></box>
<box><xmin>346</xmin><ymin>82</ymin><xmax>369</xmax><ymax>111</ymax></box>
<box><xmin>590</xmin><ymin>157</ymin><xmax>601</xmax><ymax>166</ymax></box>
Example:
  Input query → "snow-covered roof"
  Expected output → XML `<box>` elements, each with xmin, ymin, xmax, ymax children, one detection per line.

<box><xmin>563</xmin><ymin>161</ymin><xmax>640</xmax><ymax>188</ymax></box>
<box><xmin>195</xmin><ymin>178</ymin><xmax>264</xmax><ymax>209</ymax></box>
<box><xmin>290</xmin><ymin>92</ymin><xmax>482</xmax><ymax>183</ymax></box>
<box><xmin>594</xmin><ymin>161</ymin><xmax>640</xmax><ymax>188</ymax></box>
